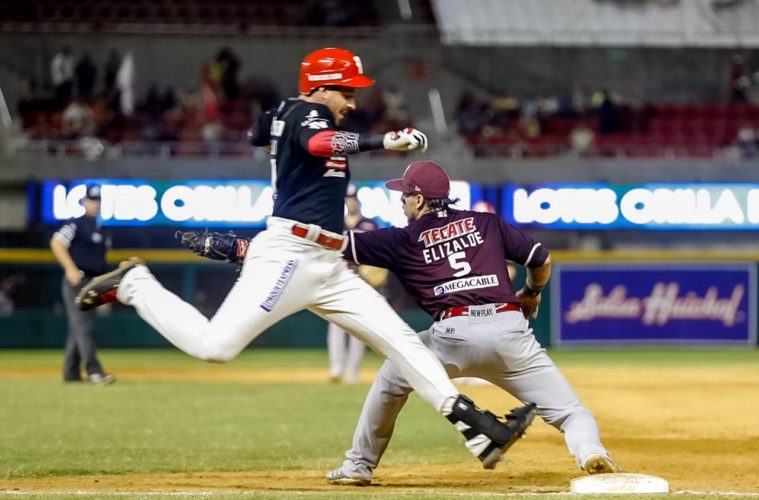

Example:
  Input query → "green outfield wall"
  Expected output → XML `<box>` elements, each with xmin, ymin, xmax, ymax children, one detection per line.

<box><xmin>1</xmin><ymin>249</ymin><xmax>757</xmax><ymax>349</ymax></box>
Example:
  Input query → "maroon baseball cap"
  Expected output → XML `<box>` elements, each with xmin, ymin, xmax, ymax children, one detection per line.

<box><xmin>385</xmin><ymin>161</ymin><xmax>450</xmax><ymax>198</ymax></box>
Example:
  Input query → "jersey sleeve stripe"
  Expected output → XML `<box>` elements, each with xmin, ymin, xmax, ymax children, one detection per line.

<box><xmin>53</xmin><ymin>223</ymin><xmax>76</xmax><ymax>247</ymax></box>
<box><xmin>348</xmin><ymin>231</ymin><xmax>360</xmax><ymax>265</ymax></box>
<box><xmin>523</xmin><ymin>242</ymin><xmax>541</xmax><ymax>267</ymax></box>
<box><xmin>306</xmin><ymin>130</ymin><xmax>337</xmax><ymax>158</ymax></box>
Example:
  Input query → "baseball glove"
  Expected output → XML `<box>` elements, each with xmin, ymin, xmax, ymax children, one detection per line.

<box><xmin>175</xmin><ymin>230</ymin><xmax>249</xmax><ymax>264</ymax></box>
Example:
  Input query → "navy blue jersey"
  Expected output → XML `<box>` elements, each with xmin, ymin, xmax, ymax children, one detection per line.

<box><xmin>346</xmin><ymin>209</ymin><xmax>548</xmax><ymax>319</ymax></box>
<box><xmin>52</xmin><ymin>215</ymin><xmax>109</xmax><ymax>277</ymax></box>
<box><xmin>252</xmin><ymin>99</ymin><xmax>350</xmax><ymax>234</ymax></box>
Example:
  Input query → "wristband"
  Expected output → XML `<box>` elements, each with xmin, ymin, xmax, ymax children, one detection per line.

<box><xmin>357</xmin><ymin>134</ymin><xmax>385</xmax><ymax>151</ymax></box>
<box><xmin>522</xmin><ymin>283</ymin><xmax>542</xmax><ymax>297</ymax></box>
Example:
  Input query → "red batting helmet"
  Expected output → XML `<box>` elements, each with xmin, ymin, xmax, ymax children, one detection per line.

<box><xmin>299</xmin><ymin>47</ymin><xmax>375</xmax><ymax>94</ymax></box>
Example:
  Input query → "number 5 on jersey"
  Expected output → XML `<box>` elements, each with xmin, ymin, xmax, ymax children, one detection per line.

<box><xmin>448</xmin><ymin>251</ymin><xmax>471</xmax><ymax>277</ymax></box>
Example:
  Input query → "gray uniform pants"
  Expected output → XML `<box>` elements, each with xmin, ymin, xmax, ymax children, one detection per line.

<box><xmin>339</xmin><ymin>309</ymin><xmax>610</xmax><ymax>480</ymax></box>
<box><xmin>62</xmin><ymin>278</ymin><xmax>103</xmax><ymax>380</ymax></box>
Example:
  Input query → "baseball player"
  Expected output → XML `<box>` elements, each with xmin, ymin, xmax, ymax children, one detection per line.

<box><xmin>325</xmin><ymin>160</ymin><xmax>621</xmax><ymax>485</ymax></box>
<box><xmin>328</xmin><ymin>184</ymin><xmax>388</xmax><ymax>384</ymax></box>
<box><xmin>76</xmin><ymin>47</ymin><xmax>537</xmax><ymax>469</ymax></box>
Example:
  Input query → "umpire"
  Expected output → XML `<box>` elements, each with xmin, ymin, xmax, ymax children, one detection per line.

<box><xmin>50</xmin><ymin>185</ymin><xmax>115</xmax><ymax>385</ymax></box>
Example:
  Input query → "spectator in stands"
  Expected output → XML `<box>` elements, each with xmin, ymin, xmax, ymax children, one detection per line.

<box><xmin>455</xmin><ymin>91</ymin><xmax>485</xmax><ymax>136</ymax></box>
<box><xmin>491</xmin><ymin>96</ymin><xmax>517</xmax><ymax>130</ymax></box>
<box><xmin>50</xmin><ymin>46</ymin><xmax>75</xmax><ymax>103</ymax></box>
<box><xmin>161</xmin><ymin>86</ymin><xmax>178</xmax><ymax>113</ymax></box>
<box><xmin>572</xmin><ymin>84</ymin><xmax>593</xmax><ymax>117</ymax></box>
<box><xmin>103</xmin><ymin>50</ymin><xmax>122</xmax><ymax>113</ymax></box>
<box><xmin>201</xmin><ymin>64</ymin><xmax>220</xmax><ymax>122</ymax></box>
<box><xmin>518</xmin><ymin>114</ymin><xmax>541</xmax><ymax>140</ymax></box>
<box><xmin>159</xmin><ymin>106</ymin><xmax>182</xmax><ymax>143</ymax></box>
<box><xmin>323</xmin><ymin>0</ymin><xmax>357</xmax><ymax>27</ymax></box>
<box><xmin>569</xmin><ymin>120</ymin><xmax>596</xmax><ymax>157</ymax></box>
<box><xmin>736</xmin><ymin>122</ymin><xmax>757</xmax><ymax>158</ymax></box>
<box><xmin>75</xmin><ymin>53</ymin><xmax>97</xmax><ymax>100</ymax></box>
<box><xmin>212</xmin><ymin>47</ymin><xmax>241</xmax><ymax>100</ymax></box>
<box><xmin>141</xmin><ymin>84</ymin><xmax>164</xmax><ymax>120</ymax></box>
<box><xmin>747</xmin><ymin>71</ymin><xmax>759</xmax><ymax>104</ymax></box>
<box><xmin>597</xmin><ymin>89</ymin><xmax>619</xmax><ymax>134</ymax></box>
<box><xmin>61</xmin><ymin>98</ymin><xmax>96</xmax><ymax>140</ymax></box>
<box><xmin>730</xmin><ymin>54</ymin><xmax>750</xmax><ymax>103</ymax></box>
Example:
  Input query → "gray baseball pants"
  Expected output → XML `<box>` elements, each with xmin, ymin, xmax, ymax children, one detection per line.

<box><xmin>336</xmin><ymin>310</ymin><xmax>611</xmax><ymax>480</ymax></box>
<box><xmin>62</xmin><ymin>278</ymin><xmax>104</xmax><ymax>380</ymax></box>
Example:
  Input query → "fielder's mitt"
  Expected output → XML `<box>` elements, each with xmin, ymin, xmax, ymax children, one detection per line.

<box><xmin>175</xmin><ymin>230</ymin><xmax>249</xmax><ymax>264</ymax></box>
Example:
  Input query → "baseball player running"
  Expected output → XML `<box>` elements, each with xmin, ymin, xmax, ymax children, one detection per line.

<box><xmin>325</xmin><ymin>160</ymin><xmax>621</xmax><ymax>485</ymax></box>
<box><xmin>76</xmin><ymin>47</ymin><xmax>537</xmax><ymax>469</ymax></box>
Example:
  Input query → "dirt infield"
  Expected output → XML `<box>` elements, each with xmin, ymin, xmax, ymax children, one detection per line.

<box><xmin>2</xmin><ymin>364</ymin><xmax>758</xmax><ymax>496</ymax></box>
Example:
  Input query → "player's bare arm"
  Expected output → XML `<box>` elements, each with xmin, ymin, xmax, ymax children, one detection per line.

<box><xmin>50</xmin><ymin>236</ymin><xmax>83</xmax><ymax>287</ymax></box>
<box><xmin>517</xmin><ymin>254</ymin><xmax>551</xmax><ymax>319</ymax></box>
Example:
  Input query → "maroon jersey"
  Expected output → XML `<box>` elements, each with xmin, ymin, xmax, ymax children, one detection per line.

<box><xmin>346</xmin><ymin>216</ymin><xmax>379</xmax><ymax>271</ymax></box>
<box><xmin>346</xmin><ymin>208</ymin><xmax>548</xmax><ymax>319</ymax></box>
<box><xmin>351</xmin><ymin>217</ymin><xmax>379</xmax><ymax>234</ymax></box>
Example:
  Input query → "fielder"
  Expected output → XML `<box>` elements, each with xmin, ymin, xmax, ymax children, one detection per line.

<box><xmin>326</xmin><ymin>160</ymin><xmax>621</xmax><ymax>485</ymax></box>
<box><xmin>77</xmin><ymin>47</ymin><xmax>536</xmax><ymax>469</ymax></box>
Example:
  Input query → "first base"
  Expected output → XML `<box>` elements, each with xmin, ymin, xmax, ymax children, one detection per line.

<box><xmin>570</xmin><ymin>473</ymin><xmax>669</xmax><ymax>494</ymax></box>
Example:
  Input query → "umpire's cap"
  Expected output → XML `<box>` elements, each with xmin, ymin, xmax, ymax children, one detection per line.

<box><xmin>84</xmin><ymin>185</ymin><xmax>102</xmax><ymax>201</ymax></box>
<box><xmin>299</xmin><ymin>47</ymin><xmax>375</xmax><ymax>94</ymax></box>
<box><xmin>385</xmin><ymin>161</ymin><xmax>450</xmax><ymax>199</ymax></box>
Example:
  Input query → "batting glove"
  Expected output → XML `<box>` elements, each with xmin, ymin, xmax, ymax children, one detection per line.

<box><xmin>383</xmin><ymin>127</ymin><xmax>429</xmax><ymax>153</ymax></box>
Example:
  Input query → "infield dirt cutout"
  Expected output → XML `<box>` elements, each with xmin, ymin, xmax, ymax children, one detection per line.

<box><xmin>2</xmin><ymin>365</ymin><xmax>758</xmax><ymax>495</ymax></box>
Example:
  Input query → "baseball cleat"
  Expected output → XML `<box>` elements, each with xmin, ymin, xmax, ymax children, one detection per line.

<box><xmin>326</xmin><ymin>468</ymin><xmax>371</xmax><ymax>486</ymax></box>
<box><xmin>76</xmin><ymin>257</ymin><xmax>144</xmax><ymax>311</ymax></box>
<box><xmin>478</xmin><ymin>402</ymin><xmax>537</xmax><ymax>469</ymax></box>
<box><xmin>582</xmin><ymin>453</ymin><xmax>623</xmax><ymax>474</ymax></box>
<box><xmin>87</xmin><ymin>373</ymin><xmax>117</xmax><ymax>385</ymax></box>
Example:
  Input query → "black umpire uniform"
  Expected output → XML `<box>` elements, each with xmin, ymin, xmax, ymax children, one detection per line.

<box><xmin>50</xmin><ymin>185</ymin><xmax>115</xmax><ymax>384</ymax></box>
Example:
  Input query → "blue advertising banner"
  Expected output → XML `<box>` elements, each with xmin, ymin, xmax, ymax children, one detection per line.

<box><xmin>38</xmin><ymin>179</ymin><xmax>480</xmax><ymax>228</ymax></box>
<box><xmin>552</xmin><ymin>263</ymin><xmax>757</xmax><ymax>346</ymax></box>
<box><xmin>502</xmin><ymin>183</ymin><xmax>759</xmax><ymax>230</ymax></box>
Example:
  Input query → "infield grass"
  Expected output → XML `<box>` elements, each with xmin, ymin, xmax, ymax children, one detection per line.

<box><xmin>1</xmin><ymin>348</ymin><xmax>758</xmax><ymax>499</ymax></box>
